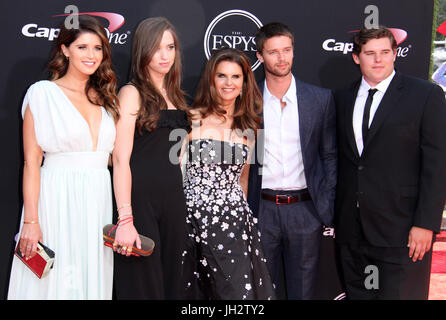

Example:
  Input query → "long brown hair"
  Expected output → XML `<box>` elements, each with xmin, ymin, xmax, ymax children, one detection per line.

<box><xmin>130</xmin><ymin>17</ymin><xmax>188</xmax><ymax>134</ymax></box>
<box><xmin>47</xmin><ymin>15</ymin><xmax>119</xmax><ymax>121</ymax></box>
<box><xmin>192</xmin><ymin>48</ymin><xmax>262</xmax><ymax>133</ymax></box>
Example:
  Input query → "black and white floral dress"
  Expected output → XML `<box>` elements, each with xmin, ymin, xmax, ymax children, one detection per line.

<box><xmin>182</xmin><ymin>138</ymin><xmax>275</xmax><ymax>300</ymax></box>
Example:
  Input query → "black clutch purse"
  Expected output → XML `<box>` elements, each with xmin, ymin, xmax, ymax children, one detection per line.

<box><xmin>103</xmin><ymin>224</ymin><xmax>155</xmax><ymax>257</ymax></box>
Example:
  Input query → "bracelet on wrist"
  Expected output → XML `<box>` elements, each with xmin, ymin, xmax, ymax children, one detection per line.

<box><xmin>24</xmin><ymin>220</ymin><xmax>39</xmax><ymax>224</ymax></box>
<box><xmin>117</xmin><ymin>203</ymin><xmax>131</xmax><ymax>211</ymax></box>
<box><xmin>118</xmin><ymin>213</ymin><xmax>133</xmax><ymax>221</ymax></box>
<box><xmin>117</xmin><ymin>217</ymin><xmax>134</xmax><ymax>228</ymax></box>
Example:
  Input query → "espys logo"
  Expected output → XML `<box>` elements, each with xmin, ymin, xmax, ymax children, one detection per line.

<box><xmin>21</xmin><ymin>11</ymin><xmax>129</xmax><ymax>45</ymax></box>
<box><xmin>322</xmin><ymin>28</ymin><xmax>411</xmax><ymax>57</ymax></box>
<box><xmin>204</xmin><ymin>9</ymin><xmax>263</xmax><ymax>70</ymax></box>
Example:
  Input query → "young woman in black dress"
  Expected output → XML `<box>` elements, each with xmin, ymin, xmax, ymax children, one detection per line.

<box><xmin>112</xmin><ymin>17</ymin><xmax>189</xmax><ymax>299</ymax></box>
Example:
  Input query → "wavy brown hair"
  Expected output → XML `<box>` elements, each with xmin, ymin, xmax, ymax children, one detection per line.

<box><xmin>47</xmin><ymin>15</ymin><xmax>119</xmax><ymax>121</ymax></box>
<box><xmin>130</xmin><ymin>17</ymin><xmax>188</xmax><ymax>134</ymax></box>
<box><xmin>192</xmin><ymin>48</ymin><xmax>262</xmax><ymax>133</ymax></box>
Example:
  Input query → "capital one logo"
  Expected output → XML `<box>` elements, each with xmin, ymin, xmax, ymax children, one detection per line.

<box><xmin>322</xmin><ymin>28</ymin><xmax>411</xmax><ymax>58</ymax></box>
<box><xmin>21</xmin><ymin>11</ymin><xmax>129</xmax><ymax>45</ymax></box>
<box><xmin>204</xmin><ymin>9</ymin><xmax>263</xmax><ymax>70</ymax></box>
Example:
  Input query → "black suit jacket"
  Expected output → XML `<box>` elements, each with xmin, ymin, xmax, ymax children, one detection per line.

<box><xmin>247</xmin><ymin>78</ymin><xmax>337</xmax><ymax>226</ymax></box>
<box><xmin>334</xmin><ymin>71</ymin><xmax>446</xmax><ymax>247</ymax></box>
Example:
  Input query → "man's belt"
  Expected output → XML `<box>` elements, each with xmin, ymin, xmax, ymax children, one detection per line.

<box><xmin>261</xmin><ymin>190</ymin><xmax>311</xmax><ymax>205</ymax></box>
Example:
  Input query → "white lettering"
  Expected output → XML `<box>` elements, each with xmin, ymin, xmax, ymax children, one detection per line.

<box><xmin>21</xmin><ymin>24</ymin><xmax>59</xmax><ymax>41</ymax></box>
<box><xmin>212</xmin><ymin>35</ymin><xmax>223</xmax><ymax>50</ymax></box>
<box><xmin>48</xmin><ymin>28</ymin><xmax>60</xmax><ymax>41</ymax></box>
<box><xmin>22</xmin><ymin>23</ymin><xmax>37</xmax><ymax>38</ymax></box>
<box><xmin>396</xmin><ymin>46</ymin><xmax>410</xmax><ymax>57</ymax></box>
<box><xmin>333</xmin><ymin>42</ymin><xmax>344</xmax><ymax>52</ymax></box>
<box><xmin>224</xmin><ymin>35</ymin><xmax>232</xmax><ymax>47</ymax></box>
<box><xmin>181</xmin><ymin>304</ymin><xmax>215</xmax><ymax>317</ymax></box>
<box><xmin>117</xmin><ymin>33</ymin><xmax>128</xmax><ymax>45</ymax></box>
<box><xmin>109</xmin><ymin>32</ymin><xmax>120</xmax><ymax>44</ymax></box>
<box><xmin>323</xmin><ymin>38</ymin><xmax>409</xmax><ymax>57</ymax></box>
<box><xmin>22</xmin><ymin>23</ymin><xmax>126</xmax><ymax>44</ymax></box>
<box><xmin>344</xmin><ymin>43</ymin><xmax>353</xmax><ymax>54</ymax></box>
<box><xmin>211</xmin><ymin>35</ymin><xmax>256</xmax><ymax>51</ymax></box>
<box><xmin>241</xmin><ymin>36</ymin><xmax>252</xmax><ymax>51</ymax></box>
<box><xmin>104</xmin><ymin>28</ymin><xmax>128</xmax><ymax>45</ymax></box>
<box><xmin>35</xmin><ymin>28</ymin><xmax>49</xmax><ymax>38</ymax></box>
<box><xmin>322</xmin><ymin>39</ymin><xmax>353</xmax><ymax>54</ymax></box>
<box><xmin>322</xmin><ymin>39</ymin><xmax>335</xmax><ymax>51</ymax></box>
<box><xmin>231</xmin><ymin>36</ymin><xmax>243</xmax><ymax>48</ymax></box>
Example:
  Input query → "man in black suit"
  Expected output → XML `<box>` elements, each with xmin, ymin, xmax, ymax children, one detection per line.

<box><xmin>247</xmin><ymin>22</ymin><xmax>337</xmax><ymax>299</ymax></box>
<box><xmin>335</xmin><ymin>26</ymin><xmax>446</xmax><ymax>299</ymax></box>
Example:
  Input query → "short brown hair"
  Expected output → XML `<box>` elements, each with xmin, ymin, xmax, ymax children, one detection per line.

<box><xmin>352</xmin><ymin>26</ymin><xmax>397</xmax><ymax>56</ymax></box>
<box><xmin>254</xmin><ymin>22</ymin><xmax>294</xmax><ymax>53</ymax></box>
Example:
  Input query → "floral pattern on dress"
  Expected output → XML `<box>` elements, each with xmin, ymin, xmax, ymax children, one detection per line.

<box><xmin>182</xmin><ymin>138</ymin><xmax>275</xmax><ymax>300</ymax></box>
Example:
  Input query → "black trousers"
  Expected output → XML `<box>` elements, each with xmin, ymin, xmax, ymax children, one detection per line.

<box><xmin>336</xmin><ymin>211</ymin><xmax>432</xmax><ymax>300</ymax></box>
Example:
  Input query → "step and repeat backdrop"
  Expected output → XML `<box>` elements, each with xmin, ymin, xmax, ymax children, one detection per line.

<box><xmin>0</xmin><ymin>0</ymin><xmax>434</xmax><ymax>299</ymax></box>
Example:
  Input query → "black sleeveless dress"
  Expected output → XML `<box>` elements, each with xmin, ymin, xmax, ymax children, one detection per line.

<box><xmin>113</xmin><ymin>110</ymin><xmax>190</xmax><ymax>299</ymax></box>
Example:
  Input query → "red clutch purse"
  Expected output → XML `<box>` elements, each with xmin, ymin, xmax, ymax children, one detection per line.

<box><xmin>103</xmin><ymin>224</ymin><xmax>155</xmax><ymax>257</ymax></box>
<box><xmin>14</xmin><ymin>242</ymin><xmax>55</xmax><ymax>279</ymax></box>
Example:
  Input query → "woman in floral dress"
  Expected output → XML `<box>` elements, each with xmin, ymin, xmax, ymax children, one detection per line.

<box><xmin>182</xmin><ymin>48</ymin><xmax>275</xmax><ymax>300</ymax></box>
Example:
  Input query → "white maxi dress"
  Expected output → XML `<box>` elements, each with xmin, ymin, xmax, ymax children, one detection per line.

<box><xmin>7</xmin><ymin>80</ymin><xmax>115</xmax><ymax>300</ymax></box>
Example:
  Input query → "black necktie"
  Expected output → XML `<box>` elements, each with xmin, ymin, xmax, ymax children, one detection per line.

<box><xmin>362</xmin><ymin>88</ymin><xmax>378</xmax><ymax>145</ymax></box>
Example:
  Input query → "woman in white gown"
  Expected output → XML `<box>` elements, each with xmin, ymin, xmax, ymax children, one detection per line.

<box><xmin>7</xmin><ymin>15</ymin><xmax>119</xmax><ymax>300</ymax></box>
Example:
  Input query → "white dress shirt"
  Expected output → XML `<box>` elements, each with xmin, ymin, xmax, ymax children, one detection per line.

<box><xmin>353</xmin><ymin>70</ymin><xmax>395</xmax><ymax>155</ymax></box>
<box><xmin>261</xmin><ymin>75</ymin><xmax>307</xmax><ymax>190</ymax></box>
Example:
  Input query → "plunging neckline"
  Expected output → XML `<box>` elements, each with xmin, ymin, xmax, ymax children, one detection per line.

<box><xmin>51</xmin><ymin>81</ymin><xmax>103</xmax><ymax>152</ymax></box>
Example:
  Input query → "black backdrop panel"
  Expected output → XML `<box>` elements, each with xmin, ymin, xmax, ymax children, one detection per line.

<box><xmin>0</xmin><ymin>0</ymin><xmax>434</xmax><ymax>299</ymax></box>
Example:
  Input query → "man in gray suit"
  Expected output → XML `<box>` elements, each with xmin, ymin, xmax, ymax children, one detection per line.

<box><xmin>247</xmin><ymin>22</ymin><xmax>337</xmax><ymax>299</ymax></box>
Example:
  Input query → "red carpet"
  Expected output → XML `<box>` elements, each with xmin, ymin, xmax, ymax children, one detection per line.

<box><xmin>436</xmin><ymin>230</ymin><xmax>446</xmax><ymax>242</ymax></box>
<box><xmin>431</xmin><ymin>251</ymin><xmax>446</xmax><ymax>273</ymax></box>
<box><xmin>429</xmin><ymin>231</ymin><xmax>446</xmax><ymax>300</ymax></box>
